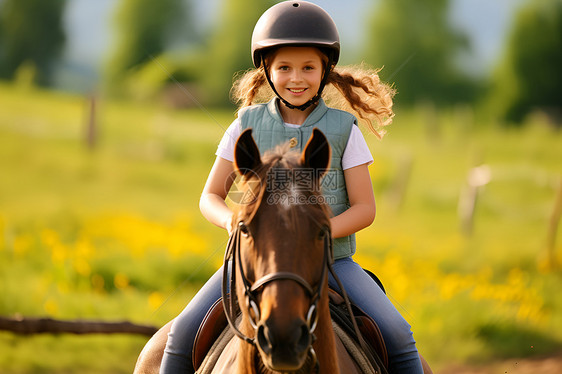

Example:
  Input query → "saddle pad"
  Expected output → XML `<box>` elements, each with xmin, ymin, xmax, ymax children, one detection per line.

<box><xmin>333</xmin><ymin>320</ymin><xmax>380</xmax><ymax>374</ymax></box>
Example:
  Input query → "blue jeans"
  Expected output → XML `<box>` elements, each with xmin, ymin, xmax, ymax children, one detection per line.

<box><xmin>160</xmin><ymin>257</ymin><xmax>423</xmax><ymax>373</ymax></box>
<box><xmin>160</xmin><ymin>266</ymin><xmax>224</xmax><ymax>374</ymax></box>
<box><xmin>328</xmin><ymin>257</ymin><xmax>423</xmax><ymax>373</ymax></box>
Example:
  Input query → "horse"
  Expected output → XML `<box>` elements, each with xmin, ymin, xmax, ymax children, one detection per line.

<box><xmin>134</xmin><ymin>128</ymin><xmax>432</xmax><ymax>374</ymax></box>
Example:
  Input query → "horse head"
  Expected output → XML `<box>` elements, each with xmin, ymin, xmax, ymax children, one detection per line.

<box><xmin>226</xmin><ymin>128</ymin><xmax>333</xmax><ymax>372</ymax></box>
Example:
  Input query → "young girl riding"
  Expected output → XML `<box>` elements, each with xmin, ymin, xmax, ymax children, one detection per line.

<box><xmin>160</xmin><ymin>2</ymin><xmax>424</xmax><ymax>373</ymax></box>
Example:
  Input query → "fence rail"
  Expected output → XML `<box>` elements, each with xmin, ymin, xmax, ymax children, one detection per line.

<box><xmin>0</xmin><ymin>316</ymin><xmax>158</xmax><ymax>337</ymax></box>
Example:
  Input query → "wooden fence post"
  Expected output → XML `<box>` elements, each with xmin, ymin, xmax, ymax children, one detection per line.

<box><xmin>85</xmin><ymin>94</ymin><xmax>97</xmax><ymax>150</ymax></box>
<box><xmin>458</xmin><ymin>165</ymin><xmax>491</xmax><ymax>236</ymax></box>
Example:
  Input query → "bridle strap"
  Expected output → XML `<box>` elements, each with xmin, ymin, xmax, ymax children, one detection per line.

<box><xmin>250</xmin><ymin>272</ymin><xmax>314</xmax><ymax>296</ymax></box>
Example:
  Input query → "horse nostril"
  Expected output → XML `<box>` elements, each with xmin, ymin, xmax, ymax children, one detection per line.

<box><xmin>297</xmin><ymin>322</ymin><xmax>312</xmax><ymax>351</ymax></box>
<box><xmin>256</xmin><ymin>322</ymin><xmax>274</xmax><ymax>355</ymax></box>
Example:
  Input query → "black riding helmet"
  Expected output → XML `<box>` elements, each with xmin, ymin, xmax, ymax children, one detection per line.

<box><xmin>251</xmin><ymin>1</ymin><xmax>340</xmax><ymax>111</ymax></box>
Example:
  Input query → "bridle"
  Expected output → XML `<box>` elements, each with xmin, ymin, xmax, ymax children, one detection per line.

<box><xmin>221</xmin><ymin>220</ymin><xmax>332</xmax><ymax>350</ymax></box>
<box><xmin>222</xmin><ymin>219</ymin><xmax>333</xmax><ymax>373</ymax></box>
<box><xmin>221</xmin><ymin>216</ymin><xmax>371</xmax><ymax>373</ymax></box>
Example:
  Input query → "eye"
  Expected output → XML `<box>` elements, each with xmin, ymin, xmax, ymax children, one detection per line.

<box><xmin>317</xmin><ymin>226</ymin><xmax>329</xmax><ymax>240</ymax></box>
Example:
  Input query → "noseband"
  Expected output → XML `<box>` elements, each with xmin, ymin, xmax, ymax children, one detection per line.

<box><xmin>221</xmin><ymin>221</ymin><xmax>333</xmax><ymax>347</ymax></box>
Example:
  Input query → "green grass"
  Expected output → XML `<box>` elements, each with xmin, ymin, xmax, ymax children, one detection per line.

<box><xmin>0</xmin><ymin>333</ymin><xmax>148</xmax><ymax>374</ymax></box>
<box><xmin>1</xmin><ymin>83</ymin><xmax>561</xmax><ymax>372</ymax></box>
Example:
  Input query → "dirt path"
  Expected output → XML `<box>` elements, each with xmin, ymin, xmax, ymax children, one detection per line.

<box><xmin>439</xmin><ymin>352</ymin><xmax>562</xmax><ymax>374</ymax></box>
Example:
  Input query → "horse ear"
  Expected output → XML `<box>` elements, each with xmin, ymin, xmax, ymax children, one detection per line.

<box><xmin>301</xmin><ymin>128</ymin><xmax>331</xmax><ymax>177</ymax></box>
<box><xmin>234</xmin><ymin>128</ymin><xmax>262</xmax><ymax>175</ymax></box>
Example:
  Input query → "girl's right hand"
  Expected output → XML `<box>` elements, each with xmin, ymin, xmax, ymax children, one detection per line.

<box><xmin>225</xmin><ymin>214</ymin><xmax>235</xmax><ymax>236</ymax></box>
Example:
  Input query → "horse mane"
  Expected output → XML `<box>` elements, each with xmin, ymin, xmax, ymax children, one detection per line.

<box><xmin>235</xmin><ymin>143</ymin><xmax>331</xmax><ymax>231</ymax></box>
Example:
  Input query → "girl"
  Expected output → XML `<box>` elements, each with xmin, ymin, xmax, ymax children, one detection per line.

<box><xmin>161</xmin><ymin>2</ymin><xmax>423</xmax><ymax>373</ymax></box>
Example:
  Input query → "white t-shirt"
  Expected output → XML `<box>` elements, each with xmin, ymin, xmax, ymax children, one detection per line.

<box><xmin>215</xmin><ymin>119</ymin><xmax>373</xmax><ymax>170</ymax></box>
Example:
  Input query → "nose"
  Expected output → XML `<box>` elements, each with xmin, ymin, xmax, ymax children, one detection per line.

<box><xmin>290</xmin><ymin>69</ymin><xmax>303</xmax><ymax>82</ymax></box>
<box><xmin>256</xmin><ymin>318</ymin><xmax>311</xmax><ymax>370</ymax></box>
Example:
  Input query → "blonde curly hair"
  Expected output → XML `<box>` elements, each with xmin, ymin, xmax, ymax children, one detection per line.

<box><xmin>231</xmin><ymin>58</ymin><xmax>395</xmax><ymax>139</ymax></box>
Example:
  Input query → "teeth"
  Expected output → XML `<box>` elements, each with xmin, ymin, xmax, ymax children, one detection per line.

<box><xmin>289</xmin><ymin>88</ymin><xmax>306</xmax><ymax>93</ymax></box>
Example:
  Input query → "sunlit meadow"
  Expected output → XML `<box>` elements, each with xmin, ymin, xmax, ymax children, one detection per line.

<box><xmin>1</xmin><ymin>83</ymin><xmax>561</xmax><ymax>372</ymax></box>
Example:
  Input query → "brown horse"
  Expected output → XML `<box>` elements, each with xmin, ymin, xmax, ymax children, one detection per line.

<box><xmin>134</xmin><ymin>129</ymin><xmax>431</xmax><ymax>374</ymax></box>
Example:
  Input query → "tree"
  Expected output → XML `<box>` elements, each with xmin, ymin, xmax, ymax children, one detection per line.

<box><xmin>104</xmin><ymin>0</ymin><xmax>192</xmax><ymax>95</ymax></box>
<box><xmin>200</xmin><ymin>0</ymin><xmax>275</xmax><ymax>107</ymax></box>
<box><xmin>490</xmin><ymin>0</ymin><xmax>562</xmax><ymax>124</ymax></box>
<box><xmin>0</xmin><ymin>0</ymin><xmax>66</xmax><ymax>85</ymax></box>
<box><xmin>364</xmin><ymin>0</ymin><xmax>475</xmax><ymax>106</ymax></box>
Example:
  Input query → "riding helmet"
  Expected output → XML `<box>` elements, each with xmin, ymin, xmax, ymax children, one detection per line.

<box><xmin>251</xmin><ymin>1</ymin><xmax>340</xmax><ymax>68</ymax></box>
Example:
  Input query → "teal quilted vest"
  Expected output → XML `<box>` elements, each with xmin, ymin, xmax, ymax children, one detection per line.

<box><xmin>238</xmin><ymin>98</ymin><xmax>357</xmax><ymax>259</ymax></box>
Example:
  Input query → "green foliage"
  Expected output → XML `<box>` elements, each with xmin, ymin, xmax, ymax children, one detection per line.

<box><xmin>200</xmin><ymin>0</ymin><xmax>275</xmax><ymax>106</ymax></box>
<box><xmin>119</xmin><ymin>50</ymin><xmax>204</xmax><ymax>104</ymax></box>
<box><xmin>490</xmin><ymin>0</ymin><xmax>562</xmax><ymax>124</ymax></box>
<box><xmin>104</xmin><ymin>0</ymin><xmax>193</xmax><ymax>96</ymax></box>
<box><xmin>0</xmin><ymin>0</ymin><xmax>66</xmax><ymax>85</ymax></box>
<box><xmin>364</xmin><ymin>0</ymin><xmax>477</xmax><ymax>106</ymax></box>
<box><xmin>477</xmin><ymin>322</ymin><xmax>561</xmax><ymax>357</ymax></box>
<box><xmin>0</xmin><ymin>334</ymin><xmax>149</xmax><ymax>374</ymax></box>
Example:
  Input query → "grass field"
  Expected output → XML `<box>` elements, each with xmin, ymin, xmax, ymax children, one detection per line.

<box><xmin>1</xmin><ymin>83</ymin><xmax>561</xmax><ymax>372</ymax></box>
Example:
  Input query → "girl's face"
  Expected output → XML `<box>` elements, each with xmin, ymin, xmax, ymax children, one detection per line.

<box><xmin>268</xmin><ymin>47</ymin><xmax>324</xmax><ymax>110</ymax></box>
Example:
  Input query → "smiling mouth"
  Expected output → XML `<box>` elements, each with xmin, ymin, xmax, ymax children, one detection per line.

<box><xmin>288</xmin><ymin>88</ymin><xmax>307</xmax><ymax>93</ymax></box>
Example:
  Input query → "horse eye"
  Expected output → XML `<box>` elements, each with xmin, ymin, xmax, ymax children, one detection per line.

<box><xmin>317</xmin><ymin>225</ymin><xmax>331</xmax><ymax>240</ymax></box>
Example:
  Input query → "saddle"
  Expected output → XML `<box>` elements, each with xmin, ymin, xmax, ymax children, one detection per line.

<box><xmin>192</xmin><ymin>289</ymin><xmax>389</xmax><ymax>372</ymax></box>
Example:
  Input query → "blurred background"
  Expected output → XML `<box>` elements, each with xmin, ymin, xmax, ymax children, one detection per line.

<box><xmin>0</xmin><ymin>0</ymin><xmax>561</xmax><ymax>372</ymax></box>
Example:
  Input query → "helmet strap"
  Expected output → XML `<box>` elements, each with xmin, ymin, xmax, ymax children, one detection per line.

<box><xmin>263</xmin><ymin>58</ymin><xmax>333</xmax><ymax>112</ymax></box>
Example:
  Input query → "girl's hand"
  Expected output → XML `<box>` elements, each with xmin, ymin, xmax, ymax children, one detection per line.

<box><xmin>225</xmin><ymin>214</ymin><xmax>235</xmax><ymax>236</ymax></box>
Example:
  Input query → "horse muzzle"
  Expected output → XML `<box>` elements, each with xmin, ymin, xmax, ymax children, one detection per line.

<box><xmin>256</xmin><ymin>318</ymin><xmax>312</xmax><ymax>371</ymax></box>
